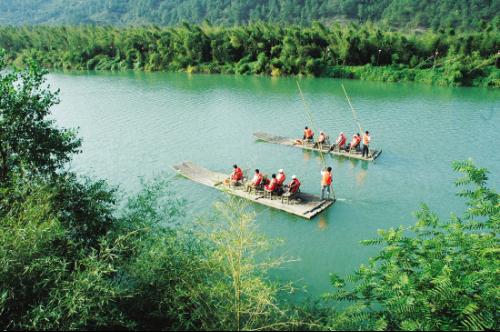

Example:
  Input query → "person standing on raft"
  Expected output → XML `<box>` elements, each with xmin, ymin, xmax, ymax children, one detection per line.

<box><xmin>362</xmin><ymin>131</ymin><xmax>371</xmax><ymax>158</ymax></box>
<box><xmin>321</xmin><ymin>167</ymin><xmax>333</xmax><ymax>200</ymax></box>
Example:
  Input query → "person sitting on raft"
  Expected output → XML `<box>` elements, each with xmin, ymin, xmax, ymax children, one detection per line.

<box><xmin>345</xmin><ymin>133</ymin><xmax>361</xmax><ymax>152</ymax></box>
<box><xmin>313</xmin><ymin>131</ymin><xmax>328</xmax><ymax>148</ymax></box>
<box><xmin>330</xmin><ymin>132</ymin><xmax>347</xmax><ymax>151</ymax></box>
<box><xmin>286</xmin><ymin>175</ymin><xmax>301</xmax><ymax>194</ymax></box>
<box><xmin>276</xmin><ymin>169</ymin><xmax>286</xmax><ymax>186</ymax></box>
<box><xmin>230</xmin><ymin>164</ymin><xmax>243</xmax><ymax>185</ymax></box>
<box><xmin>246</xmin><ymin>169</ymin><xmax>263</xmax><ymax>192</ymax></box>
<box><xmin>274</xmin><ymin>169</ymin><xmax>287</xmax><ymax>195</ymax></box>
<box><xmin>265</xmin><ymin>174</ymin><xmax>279</xmax><ymax>193</ymax></box>
<box><xmin>303</xmin><ymin>126</ymin><xmax>314</xmax><ymax>141</ymax></box>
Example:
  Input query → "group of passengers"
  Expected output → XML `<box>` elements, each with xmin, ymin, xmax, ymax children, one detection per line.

<box><xmin>302</xmin><ymin>126</ymin><xmax>372</xmax><ymax>158</ymax></box>
<box><xmin>229</xmin><ymin>164</ymin><xmax>335</xmax><ymax>201</ymax></box>
<box><xmin>229</xmin><ymin>165</ymin><xmax>301</xmax><ymax>197</ymax></box>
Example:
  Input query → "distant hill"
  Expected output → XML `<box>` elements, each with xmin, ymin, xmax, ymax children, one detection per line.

<box><xmin>0</xmin><ymin>0</ymin><xmax>498</xmax><ymax>30</ymax></box>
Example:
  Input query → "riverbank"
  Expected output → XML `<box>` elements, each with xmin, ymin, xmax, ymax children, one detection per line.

<box><xmin>6</xmin><ymin>55</ymin><xmax>499</xmax><ymax>88</ymax></box>
<box><xmin>1</xmin><ymin>24</ymin><xmax>498</xmax><ymax>88</ymax></box>
<box><xmin>184</xmin><ymin>63</ymin><xmax>499</xmax><ymax>87</ymax></box>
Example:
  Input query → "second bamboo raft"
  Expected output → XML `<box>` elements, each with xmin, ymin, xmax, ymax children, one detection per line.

<box><xmin>254</xmin><ymin>132</ymin><xmax>382</xmax><ymax>161</ymax></box>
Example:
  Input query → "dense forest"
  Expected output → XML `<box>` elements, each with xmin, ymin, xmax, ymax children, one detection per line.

<box><xmin>0</xmin><ymin>54</ymin><xmax>498</xmax><ymax>330</ymax></box>
<box><xmin>0</xmin><ymin>0</ymin><xmax>498</xmax><ymax>30</ymax></box>
<box><xmin>1</xmin><ymin>23</ymin><xmax>498</xmax><ymax>87</ymax></box>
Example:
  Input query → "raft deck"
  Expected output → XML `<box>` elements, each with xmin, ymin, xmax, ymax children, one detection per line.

<box><xmin>173</xmin><ymin>161</ymin><xmax>334</xmax><ymax>219</ymax></box>
<box><xmin>254</xmin><ymin>132</ymin><xmax>382</xmax><ymax>161</ymax></box>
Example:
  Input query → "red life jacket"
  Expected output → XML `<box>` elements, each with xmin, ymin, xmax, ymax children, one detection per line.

<box><xmin>232</xmin><ymin>167</ymin><xmax>243</xmax><ymax>181</ymax></box>
<box><xmin>289</xmin><ymin>178</ymin><xmax>301</xmax><ymax>193</ymax></box>
<box><xmin>265</xmin><ymin>178</ymin><xmax>278</xmax><ymax>191</ymax></box>
<box><xmin>276</xmin><ymin>173</ymin><xmax>286</xmax><ymax>185</ymax></box>
<box><xmin>253</xmin><ymin>173</ymin><xmax>263</xmax><ymax>185</ymax></box>
<box><xmin>339</xmin><ymin>134</ymin><xmax>346</xmax><ymax>147</ymax></box>
<box><xmin>351</xmin><ymin>135</ymin><xmax>361</xmax><ymax>147</ymax></box>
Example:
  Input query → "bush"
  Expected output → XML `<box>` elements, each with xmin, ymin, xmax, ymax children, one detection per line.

<box><xmin>327</xmin><ymin>160</ymin><xmax>499</xmax><ymax>331</ymax></box>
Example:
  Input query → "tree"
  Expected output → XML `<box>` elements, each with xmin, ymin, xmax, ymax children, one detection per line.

<box><xmin>0</xmin><ymin>50</ymin><xmax>81</xmax><ymax>182</ymax></box>
<box><xmin>327</xmin><ymin>160</ymin><xmax>499</xmax><ymax>331</ymax></box>
<box><xmin>204</xmin><ymin>197</ymin><xmax>297</xmax><ymax>331</ymax></box>
<box><xmin>0</xmin><ymin>176</ymin><xmax>127</xmax><ymax>330</ymax></box>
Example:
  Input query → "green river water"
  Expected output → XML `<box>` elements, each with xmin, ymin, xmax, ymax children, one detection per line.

<box><xmin>49</xmin><ymin>71</ymin><xmax>499</xmax><ymax>299</ymax></box>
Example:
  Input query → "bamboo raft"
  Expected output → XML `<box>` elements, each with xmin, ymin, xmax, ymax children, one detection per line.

<box><xmin>254</xmin><ymin>132</ymin><xmax>382</xmax><ymax>161</ymax></box>
<box><xmin>173</xmin><ymin>161</ymin><xmax>335</xmax><ymax>219</ymax></box>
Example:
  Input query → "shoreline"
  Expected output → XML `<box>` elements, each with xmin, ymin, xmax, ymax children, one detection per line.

<box><xmin>35</xmin><ymin>64</ymin><xmax>499</xmax><ymax>89</ymax></box>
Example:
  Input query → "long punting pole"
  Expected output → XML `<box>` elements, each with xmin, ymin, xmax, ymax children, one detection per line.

<box><xmin>296</xmin><ymin>80</ymin><xmax>336</xmax><ymax>200</ymax></box>
<box><xmin>341</xmin><ymin>83</ymin><xmax>363</xmax><ymax>134</ymax></box>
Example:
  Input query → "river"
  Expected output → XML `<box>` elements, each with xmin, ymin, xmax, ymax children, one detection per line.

<box><xmin>49</xmin><ymin>71</ymin><xmax>499</xmax><ymax>299</ymax></box>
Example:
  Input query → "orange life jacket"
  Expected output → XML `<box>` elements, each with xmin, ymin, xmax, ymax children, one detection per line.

<box><xmin>363</xmin><ymin>134</ymin><xmax>370</xmax><ymax>145</ymax></box>
<box><xmin>321</xmin><ymin>171</ymin><xmax>332</xmax><ymax>186</ymax></box>
<box><xmin>304</xmin><ymin>128</ymin><xmax>314</xmax><ymax>139</ymax></box>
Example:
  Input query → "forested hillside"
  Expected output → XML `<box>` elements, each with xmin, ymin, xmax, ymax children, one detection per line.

<box><xmin>0</xmin><ymin>0</ymin><xmax>498</xmax><ymax>30</ymax></box>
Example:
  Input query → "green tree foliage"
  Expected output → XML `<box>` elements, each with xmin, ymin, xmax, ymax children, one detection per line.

<box><xmin>0</xmin><ymin>176</ymin><xmax>300</xmax><ymax>330</ymax></box>
<box><xmin>0</xmin><ymin>55</ymin><xmax>299</xmax><ymax>330</ymax></box>
<box><xmin>0</xmin><ymin>0</ymin><xmax>498</xmax><ymax>31</ymax></box>
<box><xmin>0</xmin><ymin>56</ymin><xmax>498</xmax><ymax>330</ymax></box>
<box><xmin>0</xmin><ymin>51</ymin><xmax>81</xmax><ymax>181</ymax></box>
<box><xmin>0</xmin><ymin>176</ymin><xmax>128</xmax><ymax>330</ymax></box>
<box><xmin>120</xmin><ymin>192</ymin><xmax>299</xmax><ymax>331</ymax></box>
<box><xmin>0</xmin><ymin>24</ymin><xmax>498</xmax><ymax>87</ymax></box>
<box><xmin>327</xmin><ymin>160</ymin><xmax>499</xmax><ymax>331</ymax></box>
<box><xmin>203</xmin><ymin>197</ymin><xmax>297</xmax><ymax>330</ymax></box>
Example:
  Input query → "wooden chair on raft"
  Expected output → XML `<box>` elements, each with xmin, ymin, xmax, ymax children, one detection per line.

<box><xmin>282</xmin><ymin>188</ymin><xmax>300</xmax><ymax>204</ymax></box>
<box><xmin>264</xmin><ymin>187</ymin><xmax>277</xmax><ymax>200</ymax></box>
<box><xmin>246</xmin><ymin>182</ymin><xmax>264</xmax><ymax>195</ymax></box>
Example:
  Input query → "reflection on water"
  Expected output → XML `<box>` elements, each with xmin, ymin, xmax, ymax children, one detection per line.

<box><xmin>302</xmin><ymin>149</ymin><xmax>312</xmax><ymax>161</ymax></box>
<box><xmin>356</xmin><ymin>168</ymin><xmax>368</xmax><ymax>185</ymax></box>
<box><xmin>317</xmin><ymin>215</ymin><xmax>329</xmax><ymax>230</ymax></box>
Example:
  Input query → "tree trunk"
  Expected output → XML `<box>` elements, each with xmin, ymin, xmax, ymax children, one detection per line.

<box><xmin>0</xmin><ymin>142</ymin><xmax>8</xmax><ymax>180</ymax></box>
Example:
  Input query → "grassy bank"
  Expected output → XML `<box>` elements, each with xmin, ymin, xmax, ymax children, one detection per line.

<box><xmin>184</xmin><ymin>62</ymin><xmax>500</xmax><ymax>87</ymax></box>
